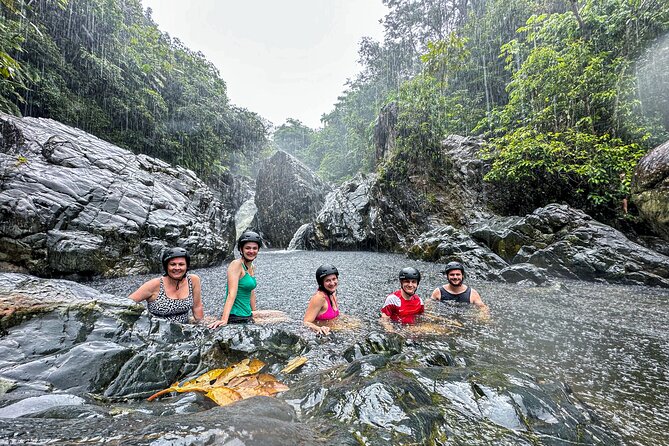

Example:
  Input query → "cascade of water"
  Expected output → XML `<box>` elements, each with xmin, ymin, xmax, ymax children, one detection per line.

<box><xmin>234</xmin><ymin>197</ymin><xmax>257</xmax><ymax>240</ymax></box>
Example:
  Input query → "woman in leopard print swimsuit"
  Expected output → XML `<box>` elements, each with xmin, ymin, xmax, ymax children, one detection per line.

<box><xmin>129</xmin><ymin>247</ymin><xmax>203</xmax><ymax>323</ymax></box>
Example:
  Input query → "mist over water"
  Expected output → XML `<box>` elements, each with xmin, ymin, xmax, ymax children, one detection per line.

<box><xmin>637</xmin><ymin>31</ymin><xmax>669</xmax><ymax>129</ymax></box>
<box><xmin>90</xmin><ymin>249</ymin><xmax>669</xmax><ymax>445</ymax></box>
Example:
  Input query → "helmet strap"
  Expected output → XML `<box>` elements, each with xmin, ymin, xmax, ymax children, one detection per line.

<box><xmin>168</xmin><ymin>273</ymin><xmax>186</xmax><ymax>289</ymax></box>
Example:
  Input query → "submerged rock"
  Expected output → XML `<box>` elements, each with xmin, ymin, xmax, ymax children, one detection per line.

<box><xmin>0</xmin><ymin>113</ymin><xmax>234</xmax><ymax>278</ymax></box>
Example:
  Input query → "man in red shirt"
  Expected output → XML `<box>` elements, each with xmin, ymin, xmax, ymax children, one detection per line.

<box><xmin>380</xmin><ymin>267</ymin><xmax>424</xmax><ymax>325</ymax></box>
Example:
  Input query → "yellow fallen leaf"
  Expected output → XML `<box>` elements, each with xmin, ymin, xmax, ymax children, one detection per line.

<box><xmin>206</xmin><ymin>387</ymin><xmax>242</xmax><ymax>406</ymax></box>
<box><xmin>281</xmin><ymin>356</ymin><xmax>307</xmax><ymax>374</ymax></box>
<box><xmin>147</xmin><ymin>358</ymin><xmax>286</xmax><ymax>406</ymax></box>
<box><xmin>214</xmin><ymin>358</ymin><xmax>266</xmax><ymax>386</ymax></box>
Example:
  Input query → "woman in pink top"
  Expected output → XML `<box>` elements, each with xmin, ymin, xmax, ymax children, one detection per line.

<box><xmin>304</xmin><ymin>264</ymin><xmax>340</xmax><ymax>335</ymax></box>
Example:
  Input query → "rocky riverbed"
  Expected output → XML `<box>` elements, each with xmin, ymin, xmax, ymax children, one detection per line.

<box><xmin>1</xmin><ymin>250</ymin><xmax>667</xmax><ymax>445</ymax></box>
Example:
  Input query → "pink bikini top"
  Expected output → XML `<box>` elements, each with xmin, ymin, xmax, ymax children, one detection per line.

<box><xmin>315</xmin><ymin>291</ymin><xmax>339</xmax><ymax>321</ymax></box>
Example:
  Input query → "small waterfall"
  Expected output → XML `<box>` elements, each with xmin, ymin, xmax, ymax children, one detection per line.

<box><xmin>235</xmin><ymin>197</ymin><xmax>257</xmax><ymax>240</ymax></box>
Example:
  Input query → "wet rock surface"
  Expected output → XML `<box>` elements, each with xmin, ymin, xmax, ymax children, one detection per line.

<box><xmin>289</xmin><ymin>173</ymin><xmax>426</xmax><ymax>252</ymax></box>
<box><xmin>407</xmin><ymin>204</ymin><xmax>669</xmax><ymax>287</ymax></box>
<box><xmin>632</xmin><ymin>139</ymin><xmax>669</xmax><ymax>241</ymax></box>
<box><xmin>472</xmin><ymin>204</ymin><xmax>669</xmax><ymax>287</ymax></box>
<box><xmin>0</xmin><ymin>272</ymin><xmax>622</xmax><ymax>445</ymax></box>
<box><xmin>255</xmin><ymin>150</ymin><xmax>331</xmax><ymax>247</ymax></box>
<box><xmin>0</xmin><ymin>113</ymin><xmax>235</xmax><ymax>278</ymax></box>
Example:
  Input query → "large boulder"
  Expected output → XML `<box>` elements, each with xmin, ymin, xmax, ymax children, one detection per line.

<box><xmin>407</xmin><ymin>225</ymin><xmax>507</xmax><ymax>280</ymax></box>
<box><xmin>254</xmin><ymin>151</ymin><xmax>331</xmax><ymax>248</ymax></box>
<box><xmin>631</xmin><ymin>139</ymin><xmax>669</xmax><ymax>241</ymax></box>
<box><xmin>289</xmin><ymin>173</ymin><xmax>425</xmax><ymax>251</ymax></box>
<box><xmin>471</xmin><ymin>204</ymin><xmax>669</xmax><ymax>287</ymax></box>
<box><xmin>0</xmin><ymin>113</ymin><xmax>234</xmax><ymax>278</ymax></box>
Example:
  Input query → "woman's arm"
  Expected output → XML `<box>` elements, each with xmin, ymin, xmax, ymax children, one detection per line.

<box><xmin>128</xmin><ymin>278</ymin><xmax>159</xmax><ymax>303</ymax></box>
<box><xmin>190</xmin><ymin>274</ymin><xmax>204</xmax><ymax>322</ymax></box>
<box><xmin>303</xmin><ymin>293</ymin><xmax>329</xmax><ymax>334</ymax></box>
<box><xmin>208</xmin><ymin>261</ymin><xmax>242</xmax><ymax>328</ymax></box>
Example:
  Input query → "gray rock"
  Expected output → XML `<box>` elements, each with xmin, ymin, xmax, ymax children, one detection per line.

<box><xmin>631</xmin><ymin>139</ymin><xmax>669</xmax><ymax>241</ymax></box>
<box><xmin>0</xmin><ymin>272</ymin><xmax>617</xmax><ymax>445</ymax></box>
<box><xmin>285</xmin><ymin>333</ymin><xmax>618</xmax><ymax>445</ymax></box>
<box><xmin>498</xmin><ymin>263</ymin><xmax>549</xmax><ymax>285</ymax></box>
<box><xmin>408</xmin><ymin>225</ymin><xmax>507</xmax><ymax>280</ymax></box>
<box><xmin>0</xmin><ymin>113</ymin><xmax>235</xmax><ymax>278</ymax></box>
<box><xmin>373</xmin><ymin>101</ymin><xmax>398</xmax><ymax>162</ymax></box>
<box><xmin>290</xmin><ymin>136</ymin><xmax>493</xmax><ymax>254</ymax></box>
<box><xmin>255</xmin><ymin>150</ymin><xmax>331</xmax><ymax>247</ymax></box>
<box><xmin>290</xmin><ymin>173</ymin><xmax>424</xmax><ymax>252</ymax></box>
<box><xmin>473</xmin><ymin>204</ymin><xmax>669</xmax><ymax>287</ymax></box>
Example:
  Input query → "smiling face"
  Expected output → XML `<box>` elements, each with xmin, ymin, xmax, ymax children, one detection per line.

<box><xmin>241</xmin><ymin>242</ymin><xmax>259</xmax><ymax>261</ymax></box>
<box><xmin>321</xmin><ymin>274</ymin><xmax>338</xmax><ymax>293</ymax></box>
<box><xmin>167</xmin><ymin>257</ymin><xmax>187</xmax><ymax>279</ymax></box>
<box><xmin>447</xmin><ymin>270</ymin><xmax>463</xmax><ymax>287</ymax></box>
<box><xmin>400</xmin><ymin>279</ymin><xmax>418</xmax><ymax>297</ymax></box>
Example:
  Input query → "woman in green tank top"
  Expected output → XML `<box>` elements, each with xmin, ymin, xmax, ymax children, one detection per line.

<box><xmin>209</xmin><ymin>231</ymin><xmax>261</xmax><ymax>328</ymax></box>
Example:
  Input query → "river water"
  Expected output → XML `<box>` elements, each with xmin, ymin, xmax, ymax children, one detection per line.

<box><xmin>91</xmin><ymin>249</ymin><xmax>669</xmax><ymax>445</ymax></box>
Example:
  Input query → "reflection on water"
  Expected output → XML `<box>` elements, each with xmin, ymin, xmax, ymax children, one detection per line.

<box><xmin>90</xmin><ymin>249</ymin><xmax>669</xmax><ymax>445</ymax></box>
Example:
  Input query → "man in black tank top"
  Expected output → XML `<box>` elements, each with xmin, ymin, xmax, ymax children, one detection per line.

<box><xmin>430</xmin><ymin>262</ymin><xmax>487</xmax><ymax>311</ymax></box>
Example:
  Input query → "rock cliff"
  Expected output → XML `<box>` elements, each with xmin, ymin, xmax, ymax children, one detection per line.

<box><xmin>255</xmin><ymin>150</ymin><xmax>330</xmax><ymax>247</ymax></box>
<box><xmin>0</xmin><ymin>113</ymin><xmax>235</xmax><ymax>278</ymax></box>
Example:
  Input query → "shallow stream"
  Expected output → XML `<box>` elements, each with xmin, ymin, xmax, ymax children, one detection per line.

<box><xmin>91</xmin><ymin>249</ymin><xmax>669</xmax><ymax>445</ymax></box>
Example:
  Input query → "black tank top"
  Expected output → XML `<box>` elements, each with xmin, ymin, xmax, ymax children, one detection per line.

<box><xmin>439</xmin><ymin>286</ymin><xmax>471</xmax><ymax>303</ymax></box>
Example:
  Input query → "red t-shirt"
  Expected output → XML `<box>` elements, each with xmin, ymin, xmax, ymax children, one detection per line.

<box><xmin>381</xmin><ymin>290</ymin><xmax>424</xmax><ymax>324</ymax></box>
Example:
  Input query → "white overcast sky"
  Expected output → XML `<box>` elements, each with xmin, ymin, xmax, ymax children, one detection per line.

<box><xmin>141</xmin><ymin>0</ymin><xmax>388</xmax><ymax>129</ymax></box>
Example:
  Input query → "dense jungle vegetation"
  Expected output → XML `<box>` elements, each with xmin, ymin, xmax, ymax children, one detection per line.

<box><xmin>1</xmin><ymin>0</ymin><xmax>669</xmax><ymax>219</ymax></box>
<box><xmin>275</xmin><ymin>0</ymin><xmax>669</xmax><ymax>219</ymax></box>
<box><xmin>0</xmin><ymin>0</ymin><xmax>268</xmax><ymax>180</ymax></box>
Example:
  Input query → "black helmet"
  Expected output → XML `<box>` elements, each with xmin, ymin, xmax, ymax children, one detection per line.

<box><xmin>237</xmin><ymin>231</ymin><xmax>262</xmax><ymax>250</ymax></box>
<box><xmin>315</xmin><ymin>264</ymin><xmax>339</xmax><ymax>286</ymax></box>
<box><xmin>399</xmin><ymin>267</ymin><xmax>421</xmax><ymax>283</ymax></box>
<box><xmin>161</xmin><ymin>247</ymin><xmax>190</xmax><ymax>275</ymax></box>
<box><xmin>444</xmin><ymin>261</ymin><xmax>465</xmax><ymax>276</ymax></box>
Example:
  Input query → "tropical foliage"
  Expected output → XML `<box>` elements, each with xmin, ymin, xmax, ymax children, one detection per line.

<box><xmin>282</xmin><ymin>0</ymin><xmax>668</xmax><ymax>219</ymax></box>
<box><xmin>0</xmin><ymin>0</ymin><xmax>267</xmax><ymax>180</ymax></box>
<box><xmin>2</xmin><ymin>0</ymin><xmax>669</xmax><ymax>218</ymax></box>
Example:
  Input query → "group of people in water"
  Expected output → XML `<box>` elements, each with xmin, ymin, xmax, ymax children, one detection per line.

<box><xmin>129</xmin><ymin>230</ymin><xmax>487</xmax><ymax>331</ymax></box>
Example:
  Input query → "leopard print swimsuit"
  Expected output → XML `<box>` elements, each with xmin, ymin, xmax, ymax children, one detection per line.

<box><xmin>146</xmin><ymin>275</ymin><xmax>193</xmax><ymax>323</ymax></box>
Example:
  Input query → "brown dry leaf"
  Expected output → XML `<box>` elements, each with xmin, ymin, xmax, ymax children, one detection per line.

<box><xmin>232</xmin><ymin>374</ymin><xmax>289</xmax><ymax>399</ymax></box>
<box><xmin>148</xmin><ymin>358</ymin><xmax>286</xmax><ymax>406</ymax></box>
<box><xmin>214</xmin><ymin>358</ymin><xmax>266</xmax><ymax>386</ymax></box>
<box><xmin>281</xmin><ymin>356</ymin><xmax>308</xmax><ymax>374</ymax></box>
<box><xmin>206</xmin><ymin>387</ymin><xmax>243</xmax><ymax>406</ymax></box>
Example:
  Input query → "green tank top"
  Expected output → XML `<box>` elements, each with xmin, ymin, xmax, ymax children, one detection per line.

<box><xmin>226</xmin><ymin>263</ymin><xmax>257</xmax><ymax>317</ymax></box>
